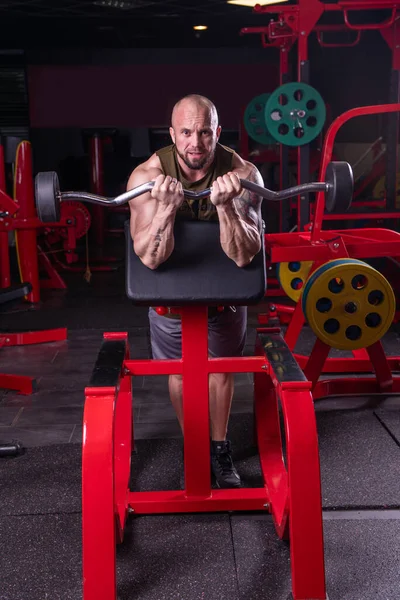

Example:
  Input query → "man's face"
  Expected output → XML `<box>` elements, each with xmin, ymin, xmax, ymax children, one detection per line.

<box><xmin>170</xmin><ymin>103</ymin><xmax>221</xmax><ymax>171</ymax></box>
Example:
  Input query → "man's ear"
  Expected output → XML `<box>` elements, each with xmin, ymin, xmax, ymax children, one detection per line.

<box><xmin>216</xmin><ymin>125</ymin><xmax>222</xmax><ymax>142</ymax></box>
<box><xmin>169</xmin><ymin>127</ymin><xmax>175</xmax><ymax>144</ymax></box>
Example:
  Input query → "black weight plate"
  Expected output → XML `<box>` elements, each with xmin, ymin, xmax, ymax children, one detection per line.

<box><xmin>35</xmin><ymin>171</ymin><xmax>61</xmax><ymax>223</ymax></box>
<box><xmin>325</xmin><ymin>161</ymin><xmax>353</xmax><ymax>213</ymax></box>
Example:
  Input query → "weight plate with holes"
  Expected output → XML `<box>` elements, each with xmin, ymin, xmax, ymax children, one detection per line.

<box><xmin>276</xmin><ymin>260</ymin><xmax>313</xmax><ymax>302</ymax></box>
<box><xmin>243</xmin><ymin>93</ymin><xmax>275</xmax><ymax>145</ymax></box>
<box><xmin>264</xmin><ymin>82</ymin><xmax>326</xmax><ymax>147</ymax></box>
<box><xmin>325</xmin><ymin>161</ymin><xmax>353</xmax><ymax>213</ymax></box>
<box><xmin>301</xmin><ymin>258</ymin><xmax>395</xmax><ymax>350</ymax></box>
<box><xmin>59</xmin><ymin>201</ymin><xmax>91</xmax><ymax>239</ymax></box>
<box><xmin>35</xmin><ymin>171</ymin><xmax>61</xmax><ymax>223</ymax></box>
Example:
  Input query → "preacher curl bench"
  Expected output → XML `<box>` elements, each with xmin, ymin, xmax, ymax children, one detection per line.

<box><xmin>34</xmin><ymin>165</ymin><xmax>352</xmax><ymax>599</ymax></box>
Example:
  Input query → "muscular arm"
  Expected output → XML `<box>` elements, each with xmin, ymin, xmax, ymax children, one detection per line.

<box><xmin>216</xmin><ymin>165</ymin><xmax>263</xmax><ymax>267</ymax></box>
<box><xmin>128</xmin><ymin>163</ymin><xmax>178</xmax><ymax>270</ymax></box>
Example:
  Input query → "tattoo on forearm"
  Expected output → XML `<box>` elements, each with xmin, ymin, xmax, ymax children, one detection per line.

<box><xmin>151</xmin><ymin>228</ymin><xmax>163</xmax><ymax>256</ymax></box>
<box><xmin>232</xmin><ymin>167</ymin><xmax>263</xmax><ymax>225</ymax></box>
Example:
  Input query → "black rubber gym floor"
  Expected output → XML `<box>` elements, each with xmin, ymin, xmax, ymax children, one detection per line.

<box><xmin>1</xmin><ymin>264</ymin><xmax>399</xmax><ymax>600</ymax></box>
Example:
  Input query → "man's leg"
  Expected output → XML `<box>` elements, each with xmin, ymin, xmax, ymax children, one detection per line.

<box><xmin>149</xmin><ymin>306</ymin><xmax>247</xmax><ymax>488</ymax></box>
<box><xmin>209</xmin><ymin>372</ymin><xmax>234</xmax><ymax>441</ymax></box>
<box><xmin>208</xmin><ymin>307</ymin><xmax>247</xmax><ymax>488</ymax></box>
<box><xmin>169</xmin><ymin>371</ymin><xmax>234</xmax><ymax>437</ymax></box>
<box><xmin>169</xmin><ymin>374</ymin><xmax>184</xmax><ymax>431</ymax></box>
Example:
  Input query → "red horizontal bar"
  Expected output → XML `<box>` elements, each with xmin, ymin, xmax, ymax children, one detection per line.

<box><xmin>124</xmin><ymin>359</ymin><xmax>182</xmax><ymax>376</ymax></box>
<box><xmin>0</xmin><ymin>217</ymin><xmax>71</xmax><ymax>231</ymax></box>
<box><xmin>270</xmin><ymin>240</ymin><xmax>400</xmax><ymax>262</ymax></box>
<box><xmin>124</xmin><ymin>356</ymin><xmax>267</xmax><ymax>376</ymax></box>
<box><xmin>0</xmin><ymin>373</ymin><xmax>35</xmax><ymax>395</ymax></box>
<box><xmin>128</xmin><ymin>487</ymin><xmax>269</xmax><ymax>514</ymax></box>
<box><xmin>323</xmin><ymin>212</ymin><xmax>400</xmax><ymax>220</ymax></box>
<box><xmin>295</xmin><ymin>354</ymin><xmax>400</xmax><ymax>373</ymax></box>
<box><xmin>85</xmin><ymin>386</ymin><xmax>117</xmax><ymax>396</ymax></box>
<box><xmin>313</xmin><ymin>376</ymin><xmax>400</xmax><ymax>399</ymax></box>
<box><xmin>0</xmin><ymin>328</ymin><xmax>67</xmax><ymax>346</ymax></box>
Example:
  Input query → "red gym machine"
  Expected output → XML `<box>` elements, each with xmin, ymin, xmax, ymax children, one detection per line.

<box><xmin>33</xmin><ymin>105</ymin><xmax>400</xmax><ymax>598</ymax></box>
<box><xmin>265</xmin><ymin>102</ymin><xmax>400</xmax><ymax>330</ymax></box>
<box><xmin>241</xmin><ymin>0</ymin><xmax>400</xmax><ymax>233</ymax></box>
<box><xmin>0</xmin><ymin>140</ymin><xmax>67</xmax><ymax>394</ymax></box>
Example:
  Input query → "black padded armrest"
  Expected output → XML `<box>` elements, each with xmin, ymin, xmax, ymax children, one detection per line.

<box><xmin>0</xmin><ymin>283</ymin><xmax>32</xmax><ymax>306</ymax></box>
<box><xmin>125</xmin><ymin>220</ymin><xmax>266</xmax><ymax>306</ymax></box>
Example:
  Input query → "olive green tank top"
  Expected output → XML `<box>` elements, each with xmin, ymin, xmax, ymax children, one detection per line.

<box><xmin>156</xmin><ymin>143</ymin><xmax>235</xmax><ymax>221</ymax></box>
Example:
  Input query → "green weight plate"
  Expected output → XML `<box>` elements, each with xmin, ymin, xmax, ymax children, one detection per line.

<box><xmin>264</xmin><ymin>82</ymin><xmax>326</xmax><ymax>147</ymax></box>
<box><xmin>243</xmin><ymin>93</ymin><xmax>275</xmax><ymax>146</ymax></box>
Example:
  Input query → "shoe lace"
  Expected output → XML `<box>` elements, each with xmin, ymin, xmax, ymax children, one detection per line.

<box><xmin>216</xmin><ymin>450</ymin><xmax>233</xmax><ymax>474</ymax></box>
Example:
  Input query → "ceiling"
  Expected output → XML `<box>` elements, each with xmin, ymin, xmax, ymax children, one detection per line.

<box><xmin>0</xmin><ymin>0</ymin><xmax>391</xmax><ymax>50</ymax></box>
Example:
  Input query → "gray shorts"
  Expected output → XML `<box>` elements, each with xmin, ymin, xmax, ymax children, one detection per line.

<box><xmin>148</xmin><ymin>306</ymin><xmax>247</xmax><ymax>359</ymax></box>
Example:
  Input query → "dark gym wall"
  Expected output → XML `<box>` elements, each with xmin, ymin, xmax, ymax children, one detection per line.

<box><xmin>26</xmin><ymin>48</ymin><xmax>279</xmax><ymax>129</ymax></box>
<box><xmin>26</xmin><ymin>31</ymin><xmax>392</xmax><ymax>137</ymax></box>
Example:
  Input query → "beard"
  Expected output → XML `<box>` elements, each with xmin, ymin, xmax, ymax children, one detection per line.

<box><xmin>176</xmin><ymin>147</ymin><xmax>215</xmax><ymax>171</ymax></box>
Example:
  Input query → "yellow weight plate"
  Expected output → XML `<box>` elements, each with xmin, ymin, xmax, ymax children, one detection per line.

<box><xmin>302</xmin><ymin>258</ymin><xmax>395</xmax><ymax>350</ymax></box>
<box><xmin>373</xmin><ymin>173</ymin><xmax>400</xmax><ymax>208</ymax></box>
<box><xmin>276</xmin><ymin>261</ymin><xmax>313</xmax><ymax>302</ymax></box>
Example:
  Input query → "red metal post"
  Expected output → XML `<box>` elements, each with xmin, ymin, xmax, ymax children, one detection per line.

<box><xmin>113</xmin><ymin>364</ymin><xmax>132</xmax><ymax>542</ymax></box>
<box><xmin>181</xmin><ymin>306</ymin><xmax>212</xmax><ymax>496</ymax></box>
<box><xmin>14</xmin><ymin>141</ymin><xmax>39</xmax><ymax>303</ymax></box>
<box><xmin>312</xmin><ymin>104</ymin><xmax>400</xmax><ymax>241</ymax></box>
<box><xmin>254</xmin><ymin>366</ymin><xmax>289</xmax><ymax>538</ymax></box>
<box><xmin>366</xmin><ymin>341</ymin><xmax>393</xmax><ymax>391</ymax></box>
<box><xmin>303</xmin><ymin>337</ymin><xmax>331</xmax><ymax>387</ymax></box>
<box><xmin>280</xmin><ymin>385</ymin><xmax>326</xmax><ymax>599</ymax></box>
<box><xmin>0</xmin><ymin>143</ymin><xmax>11</xmax><ymax>289</ymax></box>
<box><xmin>89</xmin><ymin>135</ymin><xmax>105</xmax><ymax>247</ymax></box>
<box><xmin>82</xmin><ymin>387</ymin><xmax>118</xmax><ymax>600</ymax></box>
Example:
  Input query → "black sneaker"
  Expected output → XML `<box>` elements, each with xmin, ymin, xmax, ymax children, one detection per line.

<box><xmin>211</xmin><ymin>440</ymin><xmax>242</xmax><ymax>489</ymax></box>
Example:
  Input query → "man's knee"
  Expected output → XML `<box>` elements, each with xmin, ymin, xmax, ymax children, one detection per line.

<box><xmin>209</xmin><ymin>372</ymin><xmax>233</xmax><ymax>386</ymax></box>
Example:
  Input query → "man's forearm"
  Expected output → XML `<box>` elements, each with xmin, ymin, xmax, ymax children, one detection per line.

<box><xmin>217</xmin><ymin>204</ymin><xmax>261</xmax><ymax>267</ymax></box>
<box><xmin>134</xmin><ymin>206</ymin><xmax>177</xmax><ymax>269</ymax></box>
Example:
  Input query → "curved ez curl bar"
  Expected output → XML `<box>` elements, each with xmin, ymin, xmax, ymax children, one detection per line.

<box><xmin>34</xmin><ymin>161</ymin><xmax>353</xmax><ymax>223</ymax></box>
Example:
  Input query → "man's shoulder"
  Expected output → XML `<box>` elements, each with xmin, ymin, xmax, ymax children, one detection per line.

<box><xmin>127</xmin><ymin>153</ymin><xmax>163</xmax><ymax>190</ymax></box>
<box><xmin>230</xmin><ymin>151</ymin><xmax>259</xmax><ymax>179</ymax></box>
<box><xmin>130</xmin><ymin>152</ymin><xmax>162</xmax><ymax>177</ymax></box>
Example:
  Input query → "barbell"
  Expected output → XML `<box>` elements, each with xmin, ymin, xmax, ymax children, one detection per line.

<box><xmin>34</xmin><ymin>161</ymin><xmax>353</xmax><ymax>223</ymax></box>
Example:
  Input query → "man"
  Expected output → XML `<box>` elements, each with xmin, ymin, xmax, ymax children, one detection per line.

<box><xmin>127</xmin><ymin>94</ymin><xmax>264</xmax><ymax>488</ymax></box>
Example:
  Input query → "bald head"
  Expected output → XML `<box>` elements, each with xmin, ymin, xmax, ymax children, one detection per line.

<box><xmin>171</xmin><ymin>94</ymin><xmax>219</xmax><ymax>130</ymax></box>
<box><xmin>169</xmin><ymin>94</ymin><xmax>221</xmax><ymax>172</ymax></box>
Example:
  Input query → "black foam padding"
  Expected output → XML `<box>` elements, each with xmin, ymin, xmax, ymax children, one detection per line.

<box><xmin>317</xmin><ymin>411</ymin><xmax>400</xmax><ymax>508</ymax></box>
<box><xmin>231</xmin><ymin>515</ymin><xmax>400</xmax><ymax>600</ymax></box>
<box><xmin>125</xmin><ymin>219</ymin><xmax>266</xmax><ymax>306</ymax></box>
<box><xmin>0</xmin><ymin>444</ymin><xmax>81</xmax><ymax>516</ymax></box>
<box><xmin>88</xmin><ymin>338</ymin><xmax>126</xmax><ymax>387</ymax></box>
